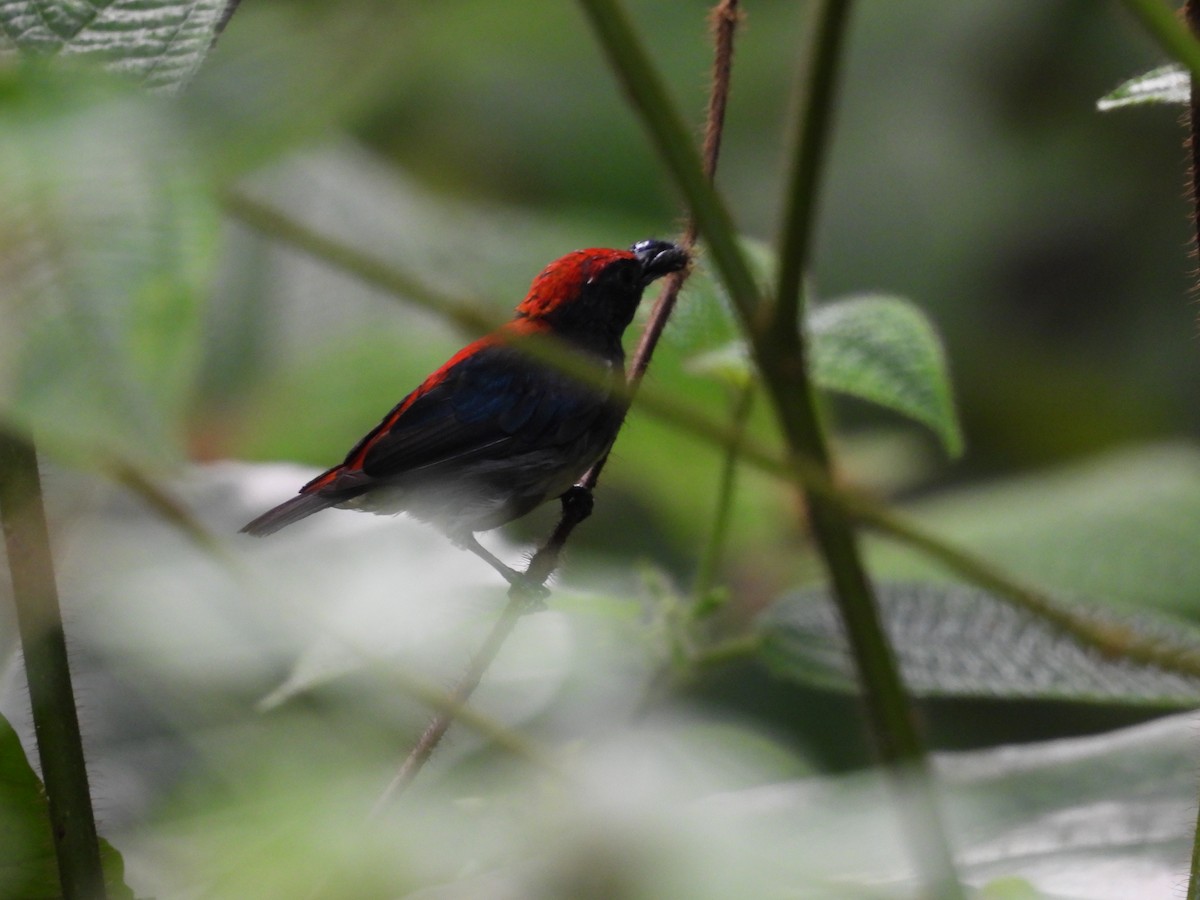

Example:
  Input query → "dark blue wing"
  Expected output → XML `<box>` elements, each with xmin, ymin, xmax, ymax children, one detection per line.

<box><xmin>356</xmin><ymin>344</ymin><xmax>613</xmax><ymax>480</ymax></box>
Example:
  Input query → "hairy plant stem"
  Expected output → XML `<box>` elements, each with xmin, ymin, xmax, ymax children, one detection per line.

<box><xmin>1189</xmin><ymin>0</ymin><xmax>1200</xmax><ymax>289</ymax></box>
<box><xmin>0</xmin><ymin>430</ymin><xmax>106</xmax><ymax>900</ymax></box>
<box><xmin>369</xmin><ymin>0</ymin><xmax>745</xmax><ymax>807</ymax></box>
<box><xmin>583</xmin><ymin>0</ymin><xmax>962</xmax><ymax>894</ymax></box>
<box><xmin>1119</xmin><ymin>0</ymin><xmax>1200</xmax><ymax>81</ymax></box>
<box><xmin>1179</xmin><ymin>4</ymin><xmax>1200</xmax><ymax>896</ymax></box>
<box><xmin>368</xmin><ymin>597</ymin><xmax>529</xmax><ymax>814</ymax></box>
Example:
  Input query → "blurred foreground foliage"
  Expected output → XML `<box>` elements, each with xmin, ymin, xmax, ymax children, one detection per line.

<box><xmin>0</xmin><ymin>1</ymin><xmax>1198</xmax><ymax>898</ymax></box>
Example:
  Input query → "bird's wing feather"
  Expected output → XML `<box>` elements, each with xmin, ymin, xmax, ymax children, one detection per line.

<box><xmin>340</xmin><ymin>345</ymin><xmax>611</xmax><ymax>483</ymax></box>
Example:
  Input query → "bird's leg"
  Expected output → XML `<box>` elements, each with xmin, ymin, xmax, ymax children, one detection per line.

<box><xmin>456</xmin><ymin>533</ymin><xmax>549</xmax><ymax>607</ymax></box>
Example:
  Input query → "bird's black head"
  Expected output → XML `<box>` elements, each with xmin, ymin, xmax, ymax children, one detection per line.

<box><xmin>516</xmin><ymin>239</ymin><xmax>689</xmax><ymax>357</ymax></box>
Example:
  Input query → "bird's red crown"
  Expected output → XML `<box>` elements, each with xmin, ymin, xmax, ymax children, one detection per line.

<box><xmin>515</xmin><ymin>248</ymin><xmax>637</xmax><ymax>319</ymax></box>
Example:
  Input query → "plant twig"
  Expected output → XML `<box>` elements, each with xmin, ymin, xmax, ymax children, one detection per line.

<box><xmin>582</xmin><ymin>1</ymin><xmax>963</xmax><ymax>894</ymax></box>
<box><xmin>1120</xmin><ymin>0</ymin><xmax>1200</xmax><ymax>82</ymax></box>
<box><xmin>0</xmin><ymin>430</ymin><xmax>106</xmax><ymax>900</ymax></box>
<box><xmin>367</xmin><ymin>597</ymin><xmax>530</xmax><ymax>815</ymax></box>
<box><xmin>771</xmin><ymin>0</ymin><xmax>852</xmax><ymax>333</ymax></box>
<box><xmin>373</xmin><ymin>0</ymin><xmax>745</xmax><ymax>807</ymax></box>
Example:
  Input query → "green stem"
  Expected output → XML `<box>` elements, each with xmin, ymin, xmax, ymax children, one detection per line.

<box><xmin>692</xmin><ymin>383</ymin><xmax>754</xmax><ymax>606</ymax></box>
<box><xmin>772</xmin><ymin>0</ymin><xmax>852</xmax><ymax>331</ymax></box>
<box><xmin>1119</xmin><ymin>0</ymin><xmax>1200</xmax><ymax>81</ymax></box>
<box><xmin>0</xmin><ymin>430</ymin><xmax>106</xmax><ymax>900</ymax></box>
<box><xmin>580</xmin><ymin>1</ymin><xmax>962</xmax><ymax>894</ymax></box>
<box><xmin>222</xmin><ymin>191</ymin><xmax>496</xmax><ymax>337</ymax></box>
<box><xmin>576</xmin><ymin>0</ymin><xmax>763</xmax><ymax>323</ymax></box>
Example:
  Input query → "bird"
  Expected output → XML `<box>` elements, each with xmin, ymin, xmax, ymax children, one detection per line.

<box><xmin>241</xmin><ymin>239</ymin><xmax>689</xmax><ymax>587</ymax></box>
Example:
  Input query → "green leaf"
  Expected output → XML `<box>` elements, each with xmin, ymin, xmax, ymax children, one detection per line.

<box><xmin>759</xmin><ymin>582</ymin><xmax>1200</xmax><ymax>706</ymax></box>
<box><xmin>684</xmin><ymin>341</ymin><xmax>755</xmax><ymax>391</ymax></box>
<box><xmin>866</xmin><ymin>443</ymin><xmax>1200</xmax><ymax>617</ymax></box>
<box><xmin>709</xmin><ymin>712</ymin><xmax>1197</xmax><ymax>895</ymax></box>
<box><xmin>0</xmin><ymin>0</ymin><xmax>230</xmax><ymax>92</ymax></box>
<box><xmin>684</xmin><ymin>294</ymin><xmax>963</xmax><ymax>455</ymax></box>
<box><xmin>1097</xmin><ymin>64</ymin><xmax>1189</xmax><ymax>111</ymax></box>
<box><xmin>0</xmin><ymin>66</ymin><xmax>216</xmax><ymax>467</ymax></box>
<box><xmin>808</xmin><ymin>294</ymin><xmax>964</xmax><ymax>457</ymax></box>
<box><xmin>0</xmin><ymin>712</ymin><xmax>134</xmax><ymax>899</ymax></box>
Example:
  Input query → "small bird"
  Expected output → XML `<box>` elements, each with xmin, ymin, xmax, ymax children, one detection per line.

<box><xmin>241</xmin><ymin>239</ymin><xmax>688</xmax><ymax>585</ymax></box>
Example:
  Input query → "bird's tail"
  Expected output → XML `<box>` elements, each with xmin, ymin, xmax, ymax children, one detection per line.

<box><xmin>240</xmin><ymin>492</ymin><xmax>339</xmax><ymax>537</ymax></box>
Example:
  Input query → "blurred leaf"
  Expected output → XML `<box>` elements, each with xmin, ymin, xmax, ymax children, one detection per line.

<box><xmin>809</xmin><ymin>295</ymin><xmax>963</xmax><ymax>456</ymax></box>
<box><xmin>866</xmin><ymin>443</ymin><xmax>1200</xmax><ymax>617</ymax></box>
<box><xmin>706</xmin><ymin>712</ymin><xmax>1197</xmax><ymax>897</ymax></box>
<box><xmin>759</xmin><ymin>582</ymin><xmax>1200</xmax><ymax>706</ymax></box>
<box><xmin>685</xmin><ymin>341</ymin><xmax>754</xmax><ymax>391</ymax></box>
<box><xmin>0</xmin><ymin>65</ymin><xmax>216</xmax><ymax>467</ymax></box>
<box><xmin>0</xmin><ymin>0</ymin><xmax>229</xmax><ymax>92</ymax></box>
<box><xmin>0</xmin><ymin>712</ymin><xmax>134</xmax><ymax>899</ymax></box>
<box><xmin>1097</xmin><ymin>65</ymin><xmax>1188</xmax><ymax>111</ymax></box>
<box><xmin>178</xmin><ymin>3</ymin><xmax>414</xmax><ymax>179</ymax></box>
<box><xmin>686</xmin><ymin>294</ymin><xmax>964</xmax><ymax>455</ymax></box>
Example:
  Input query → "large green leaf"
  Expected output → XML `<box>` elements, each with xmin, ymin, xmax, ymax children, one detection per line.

<box><xmin>0</xmin><ymin>66</ymin><xmax>216</xmax><ymax>467</ymax></box>
<box><xmin>866</xmin><ymin>443</ymin><xmax>1200</xmax><ymax>618</ymax></box>
<box><xmin>0</xmin><ymin>0</ymin><xmax>230</xmax><ymax>92</ymax></box>
<box><xmin>705</xmin><ymin>712</ymin><xmax>1196</xmax><ymax>897</ymax></box>
<box><xmin>808</xmin><ymin>294</ymin><xmax>963</xmax><ymax>456</ymax></box>
<box><xmin>687</xmin><ymin>294</ymin><xmax>963</xmax><ymax>455</ymax></box>
<box><xmin>0</xmin><ymin>712</ymin><xmax>134</xmax><ymax>899</ymax></box>
<box><xmin>1097</xmin><ymin>65</ymin><xmax>1189</xmax><ymax>111</ymax></box>
<box><xmin>759</xmin><ymin>582</ymin><xmax>1200</xmax><ymax>706</ymax></box>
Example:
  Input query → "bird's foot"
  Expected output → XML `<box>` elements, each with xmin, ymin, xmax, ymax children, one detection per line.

<box><xmin>560</xmin><ymin>485</ymin><xmax>594</xmax><ymax>522</ymax></box>
<box><xmin>458</xmin><ymin>533</ymin><xmax>549</xmax><ymax>610</ymax></box>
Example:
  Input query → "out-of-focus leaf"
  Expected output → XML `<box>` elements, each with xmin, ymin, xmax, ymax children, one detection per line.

<box><xmin>0</xmin><ymin>66</ymin><xmax>216</xmax><ymax>467</ymax></box>
<box><xmin>685</xmin><ymin>341</ymin><xmax>754</xmax><ymax>390</ymax></box>
<box><xmin>0</xmin><ymin>0</ymin><xmax>230</xmax><ymax>93</ymax></box>
<box><xmin>704</xmin><ymin>712</ymin><xmax>1197</xmax><ymax>897</ymax></box>
<box><xmin>0</xmin><ymin>711</ymin><xmax>134</xmax><ymax>899</ymax></box>
<box><xmin>759</xmin><ymin>582</ymin><xmax>1200</xmax><ymax>706</ymax></box>
<box><xmin>809</xmin><ymin>295</ymin><xmax>963</xmax><ymax>456</ymax></box>
<box><xmin>684</xmin><ymin>294</ymin><xmax>963</xmax><ymax>455</ymax></box>
<box><xmin>178</xmin><ymin>3</ymin><xmax>413</xmax><ymax>179</ymax></box>
<box><xmin>866</xmin><ymin>443</ymin><xmax>1200</xmax><ymax>617</ymax></box>
<box><xmin>1097</xmin><ymin>65</ymin><xmax>1188</xmax><ymax>111</ymax></box>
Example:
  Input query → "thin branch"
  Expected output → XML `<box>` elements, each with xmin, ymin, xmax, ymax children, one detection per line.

<box><xmin>1188</xmin><ymin>0</ymin><xmax>1200</xmax><ymax>305</ymax></box>
<box><xmin>376</xmin><ymin>0</ymin><xmax>745</xmax><ymax>806</ymax></box>
<box><xmin>0</xmin><ymin>430</ymin><xmax>106</xmax><ymax>900</ymax></box>
<box><xmin>1120</xmin><ymin>0</ymin><xmax>1200</xmax><ymax>82</ymax></box>
<box><xmin>583</xmin><ymin>1</ymin><xmax>963</xmax><ymax>894</ymax></box>
<box><xmin>367</xmin><ymin>597</ymin><xmax>541</xmax><ymax>815</ymax></box>
<box><xmin>516</xmin><ymin>0</ymin><xmax>744</xmax><ymax>587</ymax></box>
<box><xmin>1185</xmin><ymin>12</ymin><xmax>1200</xmax><ymax>897</ymax></box>
<box><xmin>577</xmin><ymin>0</ymin><xmax>762</xmax><ymax>324</ymax></box>
<box><xmin>771</xmin><ymin>0</ymin><xmax>852</xmax><ymax>332</ymax></box>
<box><xmin>222</xmin><ymin>190</ymin><xmax>496</xmax><ymax>337</ymax></box>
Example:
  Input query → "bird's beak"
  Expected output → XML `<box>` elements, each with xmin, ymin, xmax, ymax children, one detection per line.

<box><xmin>632</xmin><ymin>239</ymin><xmax>689</xmax><ymax>285</ymax></box>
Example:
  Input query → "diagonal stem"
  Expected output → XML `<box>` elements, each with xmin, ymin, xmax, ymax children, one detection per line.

<box><xmin>375</xmin><ymin>0</ymin><xmax>744</xmax><ymax>808</ymax></box>
<box><xmin>581</xmin><ymin>0</ymin><xmax>962</xmax><ymax>894</ymax></box>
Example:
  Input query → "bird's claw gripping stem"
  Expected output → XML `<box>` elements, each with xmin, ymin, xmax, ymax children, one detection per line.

<box><xmin>561</xmin><ymin>485</ymin><xmax>594</xmax><ymax>522</ymax></box>
<box><xmin>459</xmin><ymin>533</ymin><xmax>549</xmax><ymax>609</ymax></box>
